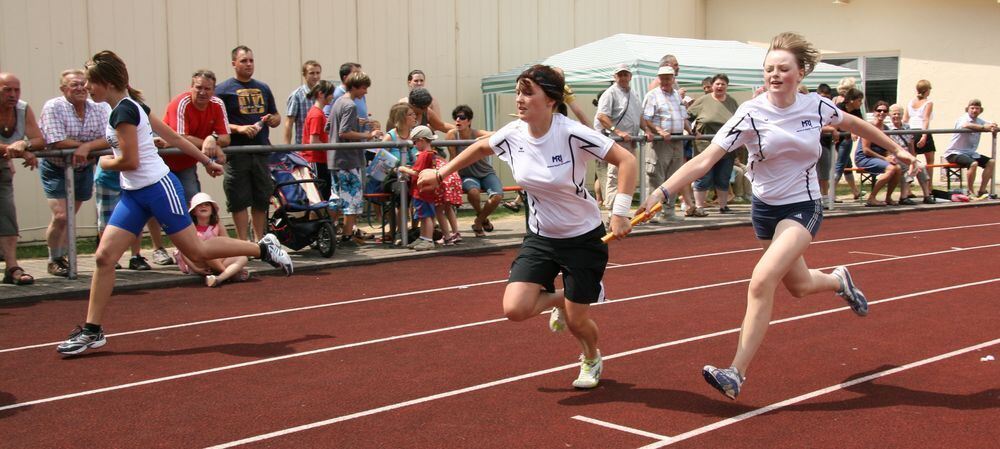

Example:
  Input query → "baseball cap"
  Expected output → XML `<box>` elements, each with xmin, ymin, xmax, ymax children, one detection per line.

<box><xmin>657</xmin><ymin>66</ymin><xmax>677</xmax><ymax>76</ymax></box>
<box><xmin>613</xmin><ymin>63</ymin><xmax>631</xmax><ymax>75</ymax></box>
<box><xmin>410</xmin><ymin>125</ymin><xmax>434</xmax><ymax>141</ymax></box>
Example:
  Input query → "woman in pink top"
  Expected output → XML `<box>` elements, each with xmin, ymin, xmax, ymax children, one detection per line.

<box><xmin>175</xmin><ymin>192</ymin><xmax>249</xmax><ymax>287</ymax></box>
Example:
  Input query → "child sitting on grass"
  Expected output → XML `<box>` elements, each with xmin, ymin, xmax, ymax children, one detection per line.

<box><xmin>174</xmin><ymin>192</ymin><xmax>250</xmax><ymax>287</ymax></box>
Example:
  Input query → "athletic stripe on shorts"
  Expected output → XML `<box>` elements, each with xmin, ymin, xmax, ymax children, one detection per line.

<box><xmin>159</xmin><ymin>177</ymin><xmax>184</xmax><ymax>215</ymax></box>
<box><xmin>806</xmin><ymin>200</ymin><xmax>822</xmax><ymax>232</ymax></box>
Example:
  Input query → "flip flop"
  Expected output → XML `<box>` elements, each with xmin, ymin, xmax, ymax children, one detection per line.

<box><xmin>482</xmin><ymin>218</ymin><xmax>494</xmax><ymax>232</ymax></box>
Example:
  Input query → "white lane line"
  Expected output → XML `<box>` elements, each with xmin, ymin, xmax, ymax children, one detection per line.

<box><xmin>607</xmin><ymin>262</ymin><xmax>623</xmax><ymax>267</ymax></box>
<box><xmin>4</xmin><ymin>221</ymin><xmax>996</xmax><ymax>354</ymax></box>
<box><xmin>2</xmin><ymin>246</ymin><xmax>998</xmax><ymax>415</ymax></box>
<box><xmin>572</xmin><ymin>415</ymin><xmax>673</xmax><ymax>442</ymax></box>
<box><xmin>849</xmin><ymin>251</ymin><xmax>899</xmax><ymax>258</ymax></box>
<box><xmin>639</xmin><ymin>338</ymin><xmax>1000</xmax><ymax>448</ymax></box>
<box><xmin>198</xmin><ymin>278</ymin><xmax>1000</xmax><ymax>449</ymax></box>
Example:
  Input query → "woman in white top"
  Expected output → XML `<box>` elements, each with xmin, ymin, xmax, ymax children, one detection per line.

<box><xmin>57</xmin><ymin>51</ymin><xmax>293</xmax><ymax>356</ymax></box>
<box><xmin>902</xmin><ymin>79</ymin><xmax>936</xmax><ymax>181</ymax></box>
<box><xmin>418</xmin><ymin>65</ymin><xmax>637</xmax><ymax>389</ymax></box>
<box><xmin>640</xmin><ymin>33</ymin><xmax>919</xmax><ymax>400</ymax></box>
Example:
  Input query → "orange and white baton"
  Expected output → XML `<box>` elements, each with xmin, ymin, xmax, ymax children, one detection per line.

<box><xmin>601</xmin><ymin>202</ymin><xmax>662</xmax><ymax>243</ymax></box>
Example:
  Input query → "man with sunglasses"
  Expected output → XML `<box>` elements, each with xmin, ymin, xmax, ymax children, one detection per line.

<box><xmin>445</xmin><ymin>105</ymin><xmax>496</xmax><ymax>237</ymax></box>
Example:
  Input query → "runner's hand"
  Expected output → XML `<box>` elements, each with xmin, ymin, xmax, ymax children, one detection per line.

<box><xmin>609</xmin><ymin>214</ymin><xmax>632</xmax><ymax>240</ymax></box>
<box><xmin>204</xmin><ymin>160</ymin><xmax>224</xmax><ymax>177</ymax></box>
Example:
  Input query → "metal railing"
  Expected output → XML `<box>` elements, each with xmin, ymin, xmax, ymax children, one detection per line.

<box><xmin>23</xmin><ymin>128</ymin><xmax>997</xmax><ymax>279</ymax></box>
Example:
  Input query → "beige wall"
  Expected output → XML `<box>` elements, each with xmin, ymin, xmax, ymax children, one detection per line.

<box><xmin>2</xmin><ymin>0</ymin><xmax>706</xmax><ymax>243</ymax></box>
<box><xmin>705</xmin><ymin>0</ymin><xmax>1000</xmax><ymax>158</ymax></box>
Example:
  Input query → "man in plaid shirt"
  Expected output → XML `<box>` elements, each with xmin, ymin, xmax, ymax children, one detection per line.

<box><xmin>39</xmin><ymin>69</ymin><xmax>116</xmax><ymax>276</ymax></box>
<box><xmin>283</xmin><ymin>60</ymin><xmax>322</xmax><ymax>146</ymax></box>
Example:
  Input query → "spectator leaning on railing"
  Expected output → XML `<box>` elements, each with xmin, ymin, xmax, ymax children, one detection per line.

<box><xmin>39</xmin><ymin>69</ymin><xmax>115</xmax><ymax>275</ymax></box>
<box><xmin>446</xmin><ymin>105</ymin><xmax>497</xmax><ymax>238</ymax></box>
<box><xmin>944</xmin><ymin>99</ymin><xmax>998</xmax><ymax>198</ymax></box>
<box><xmin>641</xmin><ymin>66</ymin><xmax>690</xmax><ymax>222</ymax></box>
<box><xmin>0</xmin><ymin>72</ymin><xmax>42</xmax><ymax>286</ymax></box>
<box><xmin>148</xmin><ymin>69</ymin><xmax>231</xmax><ymax>265</ymax></box>
<box><xmin>689</xmin><ymin>73</ymin><xmax>740</xmax><ymax>215</ymax></box>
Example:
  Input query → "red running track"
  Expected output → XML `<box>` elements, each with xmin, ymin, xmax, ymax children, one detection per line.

<box><xmin>0</xmin><ymin>205</ymin><xmax>998</xmax><ymax>448</ymax></box>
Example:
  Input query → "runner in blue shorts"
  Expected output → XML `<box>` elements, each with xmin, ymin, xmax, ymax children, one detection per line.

<box><xmin>57</xmin><ymin>51</ymin><xmax>294</xmax><ymax>356</ymax></box>
<box><xmin>640</xmin><ymin>33</ymin><xmax>922</xmax><ymax>400</ymax></box>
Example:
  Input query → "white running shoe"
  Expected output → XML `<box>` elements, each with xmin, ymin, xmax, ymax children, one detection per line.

<box><xmin>549</xmin><ymin>307</ymin><xmax>566</xmax><ymax>333</ymax></box>
<box><xmin>258</xmin><ymin>233</ymin><xmax>293</xmax><ymax>276</ymax></box>
<box><xmin>572</xmin><ymin>351</ymin><xmax>603</xmax><ymax>389</ymax></box>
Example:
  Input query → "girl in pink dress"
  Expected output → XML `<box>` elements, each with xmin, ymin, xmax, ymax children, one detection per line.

<box><xmin>174</xmin><ymin>192</ymin><xmax>250</xmax><ymax>287</ymax></box>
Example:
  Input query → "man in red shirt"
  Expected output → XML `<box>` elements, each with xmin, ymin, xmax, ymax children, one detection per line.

<box><xmin>147</xmin><ymin>70</ymin><xmax>231</xmax><ymax>265</ymax></box>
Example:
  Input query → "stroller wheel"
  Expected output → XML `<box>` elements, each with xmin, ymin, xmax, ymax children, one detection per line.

<box><xmin>317</xmin><ymin>222</ymin><xmax>336</xmax><ymax>258</ymax></box>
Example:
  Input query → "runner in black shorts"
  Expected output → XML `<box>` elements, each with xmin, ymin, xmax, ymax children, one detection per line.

<box><xmin>418</xmin><ymin>65</ymin><xmax>637</xmax><ymax>389</ymax></box>
<box><xmin>640</xmin><ymin>33</ymin><xmax>921</xmax><ymax>400</ymax></box>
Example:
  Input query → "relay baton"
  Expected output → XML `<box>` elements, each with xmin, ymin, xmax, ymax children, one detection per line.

<box><xmin>601</xmin><ymin>202</ymin><xmax>662</xmax><ymax>243</ymax></box>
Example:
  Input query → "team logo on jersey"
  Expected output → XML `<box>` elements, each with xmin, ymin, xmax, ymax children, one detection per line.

<box><xmin>796</xmin><ymin>118</ymin><xmax>820</xmax><ymax>133</ymax></box>
<box><xmin>552</xmin><ymin>154</ymin><xmax>563</xmax><ymax>164</ymax></box>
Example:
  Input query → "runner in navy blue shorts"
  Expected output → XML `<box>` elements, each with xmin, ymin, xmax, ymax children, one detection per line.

<box><xmin>57</xmin><ymin>51</ymin><xmax>294</xmax><ymax>356</ymax></box>
<box><xmin>640</xmin><ymin>33</ymin><xmax>922</xmax><ymax>400</ymax></box>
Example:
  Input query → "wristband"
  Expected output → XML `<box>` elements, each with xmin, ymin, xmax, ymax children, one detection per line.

<box><xmin>658</xmin><ymin>185</ymin><xmax>671</xmax><ymax>200</ymax></box>
<box><xmin>435</xmin><ymin>170</ymin><xmax>443</xmax><ymax>183</ymax></box>
<box><xmin>612</xmin><ymin>193</ymin><xmax>632</xmax><ymax>217</ymax></box>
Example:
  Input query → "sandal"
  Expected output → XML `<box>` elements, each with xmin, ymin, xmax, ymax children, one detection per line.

<box><xmin>482</xmin><ymin>218</ymin><xmax>494</xmax><ymax>232</ymax></box>
<box><xmin>471</xmin><ymin>221</ymin><xmax>486</xmax><ymax>237</ymax></box>
<box><xmin>3</xmin><ymin>266</ymin><xmax>34</xmax><ymax>285</ymax></box>
<box><xmin>501</xmin><ymin>200</ymin><xmax>521</xmax><ymax>213</ymax></box>
<box><xmin>693</xmin><ymin>207</ymin><xmax>709</xmax><ymax>217</ymax></box>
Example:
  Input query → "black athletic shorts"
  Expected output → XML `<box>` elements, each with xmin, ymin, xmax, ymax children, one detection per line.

<box><xmin>509</xmin><ymin>224</ymin><xmax>608</xmax><ymax>304</ymax></box>
<box><xmin>751</xmin><ymin>196</ymin><xmax>823</xmax><ymax>240</ymax></box>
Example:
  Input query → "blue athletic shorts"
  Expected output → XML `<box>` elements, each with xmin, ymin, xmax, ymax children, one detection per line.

<box><xmin>108</xmin><ymin>173</ymin><xmax>192</xmax><ymax>236</ymax></box>
<box><xmin>750</xmin><ymin>196</ymin><xmax>823</xmax><ymax>240</ymax></box>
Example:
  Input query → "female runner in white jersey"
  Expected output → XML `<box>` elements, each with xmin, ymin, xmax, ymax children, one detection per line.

<box><xmin>57</xmin><ymin>51</ymin><xmax>293</xmax><ymax>356</ymax></box>
<box><xmin>418</xmin><ymin>65</ymin><xmax>637</xmax><ymax>389</ymax></box>
<box><xmin>639</xmin><ymin>33</ymin><xmax>920</xmax><ymax>400</ymax></box>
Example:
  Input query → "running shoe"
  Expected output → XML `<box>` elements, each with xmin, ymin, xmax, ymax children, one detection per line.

<box><xmin>258</xmin><ymin>233</ymin><xmax>293</xmax><ymax>276</ymax></box>
<box><xmin>703</xmin><ymin>365</ymin><xmax>743</xmax><ymax>400</ymax></box>
<box><xmin>129</xmin><ymin>255</ymin><xmax>151</xmax><ymax>271</ymax></box>
<box><xmin>572</xmin><ymin>351</ymin><xmax>603</xmax><ymax>389</ymax></box>
<box><xmin>549</xmin><ymin>307</ymin><xmax>566</xmax><ymax>333</ymax></box>
<box><xmin>411</xmin><ymin>239</ymin><xmax>435</xmax><ymax>251</ymax></box>
<box><xmin>57</xmin><ymin>325</ymin><xmax>106</xmax><ymax>356</ymax></box>
<box><xmin>151</xmin><ymin>247</ymin><xmax>174</xmax><ymax>265</ymax></box>
<box><xmin>832</xmin><ymin>266</ymin><xmax>868</xmax><ymax>316</ymax></box>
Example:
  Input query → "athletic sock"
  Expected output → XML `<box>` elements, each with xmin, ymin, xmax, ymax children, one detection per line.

<box><xmin>258</xmin><ymin>242</ymin><xmax>271</xmax><ymax>263</ymax></box>
<box><xmin>83</xmin><ymin>322</ymin><xmax>102</xmax><ymax>333</ymax></box>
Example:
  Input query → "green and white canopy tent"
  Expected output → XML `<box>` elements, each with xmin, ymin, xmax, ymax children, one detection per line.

<box><xmin>480</xmin><ymin>33</ymin><xmax>860</xmax><ymax>130</ymax></box>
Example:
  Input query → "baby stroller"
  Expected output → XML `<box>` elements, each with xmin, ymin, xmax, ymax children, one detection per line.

<box><xmin>267</xmin><ymin>152</ymin><xmax>336</xmax><ymax>257</ymax></box>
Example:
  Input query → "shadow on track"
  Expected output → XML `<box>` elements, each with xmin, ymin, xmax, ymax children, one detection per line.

<box><xmin>62</xmin><ymin>334</ymin><xmax>334</xmax><ymax>360</ymax></box>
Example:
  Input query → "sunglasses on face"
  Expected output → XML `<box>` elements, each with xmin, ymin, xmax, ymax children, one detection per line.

<box><xmin>875</xmin><ymin>109</ymin><xmax>888</xmax><ymax>113</ymax></box>
<box><xmin>454</xmin><ymin>115</ymin><xmax>468</xmax><ymax>121</ymax></box>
